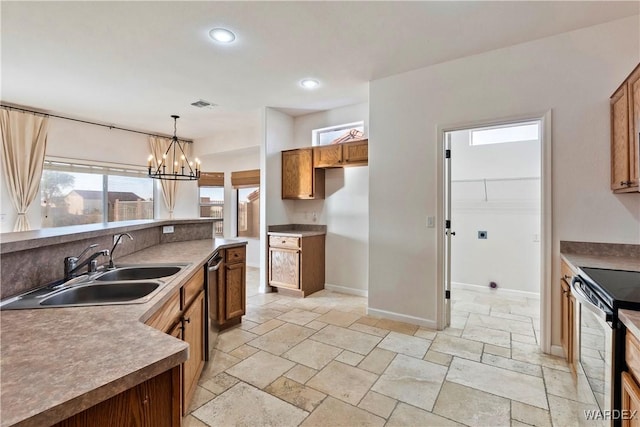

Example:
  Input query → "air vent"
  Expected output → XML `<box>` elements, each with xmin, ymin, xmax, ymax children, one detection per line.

<box><xmin>190</xmin><ymin>99</ymin><xmax>217</xmax><ymax>109</ymax></box>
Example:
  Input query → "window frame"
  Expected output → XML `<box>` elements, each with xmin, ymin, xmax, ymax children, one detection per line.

<box><xmin>235</xmin><ymin>186</ymin><xmax>260</xmax><ymax>239</ymax></box>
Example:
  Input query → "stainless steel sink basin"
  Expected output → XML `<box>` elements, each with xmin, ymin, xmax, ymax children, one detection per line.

<box><xmin>40</xmin><ymin>282</ymin><xmax>160</xmax><ymax>306</ymax></box>
<box><xmin>0</xmin><ymin>263</ymin><xmax>189</xmax><ymax>310</ymax></box>
<box><xmin>95</xmin><ymin>266</ymin><xmax>182</xmax><ymax>282</ymax></box>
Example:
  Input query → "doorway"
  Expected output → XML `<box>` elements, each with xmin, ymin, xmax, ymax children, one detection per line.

<box><xmin>438</xmin><ymin>113</ymin><xmax>552</xmax><ymax>353</ymax></box>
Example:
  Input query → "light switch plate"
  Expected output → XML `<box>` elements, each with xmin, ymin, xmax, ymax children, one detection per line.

<box><xmin>163</xmin><ymin>225</ymin><xmax>175</xmax><ymax>234</ymax></box>
<box><xmin>427</xmin><ymin>216</ymin><xmax>435</xmax><ymax>228</ymax></box>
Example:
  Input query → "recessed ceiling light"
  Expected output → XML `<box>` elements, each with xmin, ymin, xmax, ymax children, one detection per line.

<box><xmin>300</xmin><ymin>79</ymin><xmax>320</xmax><ymax>89</ymax></box>
<box><xmin>209</xmin><ymin>28</ymin><xmax>236</xmax><ymax>43</ymax></box>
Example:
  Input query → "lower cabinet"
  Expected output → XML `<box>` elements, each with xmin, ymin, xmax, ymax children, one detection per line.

<box><xmin>182</xmin><ymin>291</ymin><xmax>205</xmax><ymax>413</ymax></box>
<box><xmin>560</xmin><ymin>259</ymin><xmax>576</xmax><ymax>373</ymax></box>
<box><xmin>268</xmin><ymin>234</ymin><xmax>325</xmax><ymax>297</ymax></box>
<box><xmin>144</xmin><ymin>267</ymin><xmax>206</xmax><ymax>416</ymax></box>
<box><xmin>212</xmin><ymin>245</ymin><xmax>247</xmax><ymax>329</ymax></box>
<box><xmin>623</xmin><ymin>330</ymin><xmax>640</xmax><ymax>426</ymax></box>
<box><xmin>53</xmin><ymin>367</ymin><xmax>181</xmax><ymax>427</ymax></box>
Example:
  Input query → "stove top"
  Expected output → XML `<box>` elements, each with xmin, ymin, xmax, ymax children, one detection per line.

<box><xmin>579</xmin><ymin>267</ymin><xmax>640</xmax><ymax>310</ymax></box>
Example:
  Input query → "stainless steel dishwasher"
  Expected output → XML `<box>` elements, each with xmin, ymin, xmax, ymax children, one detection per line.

<box><xmin>205</xmin><ymin>250</ymin><xmax>223</xmax><ymax>361</ymax></box>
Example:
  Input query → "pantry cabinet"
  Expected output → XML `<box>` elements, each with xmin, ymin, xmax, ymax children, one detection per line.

<box><xmin>611</xmin><ymin>63</ymin><xmax>640</xmax><ymax>193</ymax></box>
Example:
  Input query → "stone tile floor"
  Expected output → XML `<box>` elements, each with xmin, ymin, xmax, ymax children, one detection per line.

<box><xmin>185</xmin><ymin>276</ymin><xmax>602</xmax><ymax>426</ymax></box>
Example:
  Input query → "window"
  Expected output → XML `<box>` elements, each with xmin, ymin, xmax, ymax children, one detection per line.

<box><xmin>199</xmin><ymin>186</ymin><xmax>224</xmax><ymax>236</ymax></box>
<box><xmin>237</xmin><ymin>187</ymin><xmax>259</xmax><ymax>238</ymax></box>
<box><xmin>231</xmin><ymin>169</ymin><xmax>260</xmax><ymax>239</ymax></box>
<box><xmin>469</xmin><ymin>122</ymin><xmax>539</xmax><ymax>146</ymax></box>
<box><xmin>40</xmin><ymin>159</ymin><xmax>153</xmax><ymax>228</ymax></box>
<box><xmin>312</xmin><ymin>121</ymin><xmax>365</xmax><ymax>146</ymax></box>
<box><xmin>198</xmin><ymin>172</ymin><xmax>225</xmax><ymax>237</ymax></box>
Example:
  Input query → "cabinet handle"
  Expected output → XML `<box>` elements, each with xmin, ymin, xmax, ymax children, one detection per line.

<box><xmin>621</xmin><ymin>180</ymin><xmax>632</xmax><ymax>186</ymax></box>
<box><xmin>183</xmin><ymin>317</ymin><xmax>190</xmax><ymax>324</ymax></box>
<box><xmin>563</xmin><ymin>275</ymin><xmax>572</xmax><ymax>280</ymax></box>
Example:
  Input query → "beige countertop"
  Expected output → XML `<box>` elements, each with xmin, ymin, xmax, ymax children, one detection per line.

<box><xmin>267</xmin><ymin>230</ymin><xmax>326</xmax><ymax>237</ymax></box>
<box><xmin>0</xmin><ymin>238</ymin><xmax>246</xmax><ymax>427</ymax></box>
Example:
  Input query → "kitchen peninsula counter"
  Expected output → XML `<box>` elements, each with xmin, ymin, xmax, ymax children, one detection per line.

<box><xmin>0</xmin><ymin>238</ymin><xmax>245</xmax><ymax>427</ymax></box>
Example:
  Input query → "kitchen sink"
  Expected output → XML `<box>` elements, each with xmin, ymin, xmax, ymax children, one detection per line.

<box><xmin>94</xmin><ymin>266</ymin><xmax>182</xmax><ymax>282</ymax></box>
<box><xmin>0</xmin><ymin>263</ymin><xmax>190</xmax><ymax>310</ymax></box>
<box><xmin>40</xmin><ymin>282</ymin><xmax>160</xmax><ymax>306</ymax></box>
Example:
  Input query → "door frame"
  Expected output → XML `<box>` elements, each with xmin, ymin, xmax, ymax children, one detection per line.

<box><xmin>435</xmin><ymin>110</ymin><xmax>553</xmax><ymax>354</ymax></box>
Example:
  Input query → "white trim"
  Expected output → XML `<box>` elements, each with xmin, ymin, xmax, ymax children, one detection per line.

<box><xmin>436</xmin><ymin>110</ymin><xmax>552</xmax><ymax>352</ymax></box>
<box><xmin>550</xmin><ymin>345</ymin><xmax>565</xmax><ymax>358</ymax></box>
<box><xmin>367</xmin><ymin>307</ymin><xmax>438</xmax><ymax>329</ymax></box>
<box><xmin>452</xmin><ymin>282</ymin><xmax>540</xmax><ymax>299</ymax></box>
<box><xmin>324</xmin><ymin>283</ymin><xmax>368</xmax><ymax>298</ymax></box>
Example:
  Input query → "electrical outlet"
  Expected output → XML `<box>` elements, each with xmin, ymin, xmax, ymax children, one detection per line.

<box><xmin>163</xmin><ymin>225</ymin><xmax>174</xmax><ymax>234</ymax></box>
<box><xmin>427</xmin><ymin>216</ymin><xmax>435</xmax><ymax>228</ymax></box>
<box><xmin>478</xmin><ymin>231</ymin><xmax>488</xmax><ymax>239</ymax></box>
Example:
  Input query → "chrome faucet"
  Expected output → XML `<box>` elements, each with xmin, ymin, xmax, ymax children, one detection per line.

<box><xmin>64</xmin><ymin>244</ymin><xmax>110</xmax><ymax>281</ymax></box>
<box><xmin>109</xmin><ymin>233</ymin><xmax>133</xmax><ymax>269</ymax></box>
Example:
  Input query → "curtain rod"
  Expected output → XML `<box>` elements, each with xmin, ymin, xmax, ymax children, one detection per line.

<box><xmin>0</xmin><ymin>104</ymin><xmax>193</xmax><ymax>143</ymax></box>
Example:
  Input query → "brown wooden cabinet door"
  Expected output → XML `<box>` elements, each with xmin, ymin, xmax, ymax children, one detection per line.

<box><xmin>269</xmin><ymin>247</ymin><xmax>300</xmax><ymax>289</ymax></box>
<box><xmin>612</xmin><ymin>84</ymin><xmax>631</xmax><ymax>191</ymax></box>
<box><xmin>560</xmin><ymin>279</ymin><xmax>570</xmax><ymax>361</ymax></box>
<box><xmin>225</xmin><ymin>262</ymin><xmax>246</xmax><ymax>319</ymax></box>
<box><xmin>53</xmin><ymin>368</ymin><xmax>180</xmax><ymax>427</ymax></box>
<box><xmin>282</xmin><ymin>149</ymin><xmax>324</xmax><ymax>199</ymax></box>
<box><xmin>342</xmin><ymin>140</ymin><xmax>368</xmax><ymax>166</ymax></box>
<box><xmin>628</xmin><ymin>65</ymin><xmax>640</xmax><ymax>188</ymax></box>
<box><xmin>282</xmin><ymin>149</ymin><xmax>313</xmax><ymax>198</ymax></box>
<box><xmin>622</xmin><ymin>371</ymin><xmax>640</xmax><ymax>427</ymax></box>
<box><xmin>314</xmin><ymin>145</ymin><xmax>343</xmax><ymax>168</ymax></box>
<box><xmin>182</xmin><ymin>291</ymin><xmax>205</xmax><ymax>415</ymax></box>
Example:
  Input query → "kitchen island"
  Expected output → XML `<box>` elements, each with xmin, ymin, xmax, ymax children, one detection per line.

<box><xmin>0</xmin><ymin>221</ymin><xmax>246</xmax><ymax>427</ymax></box>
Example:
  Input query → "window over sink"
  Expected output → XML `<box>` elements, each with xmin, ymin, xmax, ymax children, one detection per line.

<box><xmin>41</xmin><ymin>158</ymin><xmax>153</xmax><ymax>228</ymax></box>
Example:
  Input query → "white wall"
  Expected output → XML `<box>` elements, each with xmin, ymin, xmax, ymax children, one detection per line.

<box><xmin>290</xmin><ymin>102</ymin><xmax>370</xmax><ymax>294</ymax></box>
<box><xmin>450</xmin><ymin>129</ymin><xmax>540</xmax><ymax>294</ymax></box>
<box><xmin>197</xmin><ymin>146</ymin><xmax>261</xmax><ymax>268</ymax></box>
<box><xmin>369</xmin><ymin>16</ymin><xmax>640</xmax><ymax>339</ymax></box>
<box><xmin>262</xmin><ymin>108</ymin><xmax>295</xmax><ymax>289</ymax></box>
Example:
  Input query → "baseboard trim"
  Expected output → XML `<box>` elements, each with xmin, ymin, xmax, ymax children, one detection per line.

<box><xmin>550</xmin><ymin>344</ymin><xmax>565</xmax><ymax>358</ymax></box>
<box><xmin>452</xmin><ymin>282</ymin><xmax>540</xmax><ymax>299</ymax></box>
<box><xmin>324</xmin><ymin>283</ymin><xmax>368</xmax><ymax>298</ymax></box>
<box><xmin>367</xmin><ymin>307</ymin><xmax>438</xmax><ymax>329</ymax></box>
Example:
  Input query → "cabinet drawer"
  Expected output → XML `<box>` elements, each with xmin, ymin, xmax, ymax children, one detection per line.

<box><xmin>269</xmin><ymin>235</ymin><xmax>300</xmax><ymax>249</ymax></box>
<box><xmin>183</xmin><ymin>268</ymin><xmax>205</xmax><ymax>310</ymax></box>
<box><xmin>226</xmin><ymin>246</ymin><xmax>246</xmax><ymax>264</ymax></box>
<box><xmin>146</xmin><ymin>291</ymin><xmax>181</xmax><ymax>333</ymax></box>
<box><xmin>627</xmin><ymin>331</ymin><xmax>640</xmax><ymax>384</ymax></box>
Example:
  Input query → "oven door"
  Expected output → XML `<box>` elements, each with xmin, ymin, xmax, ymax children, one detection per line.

<box><xmin>572</xmin><ymin>276</ymin><xmax>614</xmax><ymax>415</ymax></box>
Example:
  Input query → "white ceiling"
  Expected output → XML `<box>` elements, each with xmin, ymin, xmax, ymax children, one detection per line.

<box><xmin>2</xmin><ymin>1</ymin><xmax>638</xmax><ymax>140</ymax></box>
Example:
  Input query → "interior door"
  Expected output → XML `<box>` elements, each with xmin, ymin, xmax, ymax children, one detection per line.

<box><xmin>444</xmin><ymin>132</ymin><xmax>453</xmax><ymax>328</ymax></box>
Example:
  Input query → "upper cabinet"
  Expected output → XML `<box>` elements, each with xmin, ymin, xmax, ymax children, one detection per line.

<box><xmin>313</xmin><ymin>139</ymin><xmax>369</xmax><ymax>168</ymax></box>
<box><xmin>611</xmin><ymin>63</ymin><xmax>640</xmax><ymax>193</ymax></box>
<box><xmin>282</xmin><ymin>148</ymin><xmax>325</xmax><ymax>200</ymax></box>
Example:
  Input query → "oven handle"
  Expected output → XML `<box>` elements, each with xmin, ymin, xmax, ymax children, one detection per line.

<box><xmin>571</xmin><ymin>276</ymin><xmax>613</xmax><ymax>323</ymax></box>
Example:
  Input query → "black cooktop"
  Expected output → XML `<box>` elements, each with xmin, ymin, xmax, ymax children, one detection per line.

<box><xmin>580</xmin><ymin>267</ymin><xmax>640</xmax><ymax>310</ymax></box>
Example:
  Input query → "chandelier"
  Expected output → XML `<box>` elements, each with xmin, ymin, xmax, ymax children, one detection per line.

<box><xmin>148</xmin><ymin>115</ymin><xmax>200</xmax><ymax>180</ymax></box>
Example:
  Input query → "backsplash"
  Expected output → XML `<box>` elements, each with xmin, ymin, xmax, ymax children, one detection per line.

<box><xmin>0</xmin><ymin>220</ymin><xmax>213</xmax><ymax>299</ymax></box>
<box><xmin>560</xmin><ymin>241</ymin><xmax>640</xmax><ymax>258</ymax></box>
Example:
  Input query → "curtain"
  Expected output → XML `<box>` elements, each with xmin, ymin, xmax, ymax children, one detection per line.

<box><xmin>0</xmin><ymin>109</ymin><xmax>49</xmax><ymax>231</ymax></box>
<box><xmin>149</xmin><ymin>136</ymin><xmax>192</xmax><ymax>219</ymax></box>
